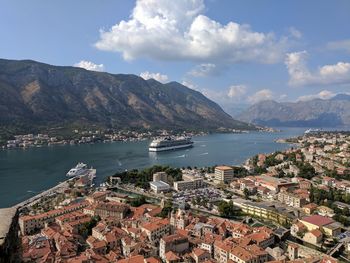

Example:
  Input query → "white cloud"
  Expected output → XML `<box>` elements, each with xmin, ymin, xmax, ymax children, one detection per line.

<box><xmin>289</xmin><ymin>27</ymin><xmax>302</xmax><ymax>39</ymax></box>
<box><xmin>194</xmin><ymin>85</ymin><xmax>279</xmax><ymax>106</ymax></box>
<box><xmin>247</xmin><ymin>89</ymin><xmax>274</xmax><ymax>104</ymax></box>
<box><xmin>227</xmin><ymin>85</ymin><xmax>247</xmax><ymax>99</ymax></box>
<box><xmin>327</xmin><ymin>39</ymin><xmax>350</xmax><ymax>54</ymax></box>
<box><xmin>189</xmin><ymin>63</ymin><xmax>218</xmax><ymax>77</ymax></box>
<box><xmin>74</xmin><ymin>60</ymin><xmax>105</xmax><ymax>72</ymax></box>
<box><xmin>297</xmin><ymin>90</ymin><xmax>336</xmax><ymax>101</ymax></box>
<box><xmin>140</xmin><ymin>71</ymin><xmax>169</xmax><ymax>83</ymax></box>
<box><xmin>200</xmin><ymin>88</ymin><xmax>221</xmax><ymax>101</ymax></box>
<box><xmin>181</xmin><ymin>80</ymin><xmax>198</xmax><ymax>90</ymax></box>
<box><xmin>279</xmin><ymin>94</ymin><xmax>288</xmax><ymax>101</ymax></box>
<box><xmin>285</xmin><ymin>51</ymin><xmax>350</xmax><ymax>86</ymax></box>
<box><xmin>194</xmin><ymin>85</ymin><xmax>247</xmax><ymax>104</ymax></box>
<box><xmin>95</xmin><ymin>0</ymin><xmax>287</xmax><ymax>64</ymax></box>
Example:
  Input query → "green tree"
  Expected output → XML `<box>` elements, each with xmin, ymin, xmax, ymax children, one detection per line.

<box><xmin>296</xmin><ymin>162</ymin><xmax>316</xmax><ymax>180</ymax></box>
<box><xmin>218</xmin><ymin>201</ymin><xmax>237</xmax><ymax>219</ymax></box>
<box><xmin>243</xmin><ymin>188</ymin><xmax>250</xmax><ymax>200</ymax></box>
<box><xmin>130</xmin><ymin>196</ymin><xmax>147</xmax><ymax>207</ymax></box>
<box><xmin>79</xmin><ymin>216</ymin><xmax>100</xmax><ymax>238</ymax></box>
<box><xmin>157</xmin><ymin>201</ymin><xmax>173</xmax><ymax>218</ymax></box>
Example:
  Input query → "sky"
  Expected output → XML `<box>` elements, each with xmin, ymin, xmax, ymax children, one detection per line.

<box><xmin>1</xmin><ymin>0</ymin><xmax>350</xmax><ymax>114</ymax></box>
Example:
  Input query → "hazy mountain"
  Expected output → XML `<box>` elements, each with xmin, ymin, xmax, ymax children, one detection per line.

<box><xmin>0</xmin><ymin>59</ymin><xmax>254</xmax><ymax>135</ymax></box>
<box><xmin>223</xmin><ymin>103</ymin><xmax>250</xmax><ymax>117</ymax></box>
<box><xmin>237</xmin><ymin>96</ymin><xmax>350</xmax><ymax>127</ymax></box>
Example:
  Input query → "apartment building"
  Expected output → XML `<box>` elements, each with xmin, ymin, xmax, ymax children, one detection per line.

<box><xmin>215</xmin><ymin>166</ymin><xmax>234</xmax><ymax>183</ymax></box>
<box><xmin>173</xmin><ymin>177</ymin><xmax>204</xmax><ymax>191</ymax></box>
<box><xmin>233</xmin><ymin>199</ymin><xmax>297</xmax><ymax>226</ymax></box>
<box><xmin>153</xmin><ymin>171</ymin><xmax>168</xmax><ymax>182</ymax></box>
<box><xmin>141</xmin><ymin>218</ymin><xmax>171</xmax><ymax>243</ymax></box>
<box><xmin>277</xmin><ymin>191</ymin><xmax>308</xmax><ymax>208</ymax></box>
<box><xmin>83</xmin><ymin>201</ymin><xmax>130</xmax><ymax>219</ymax></box>
<box><xmin>19</xmin><ymin>201</ymin><xmax>88</xmax><ymax>235</ymax></box>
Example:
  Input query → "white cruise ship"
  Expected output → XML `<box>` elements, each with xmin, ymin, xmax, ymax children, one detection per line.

<box><xmin>149</xmin><ymin>137</ymin><xmax>193</xmax><ymax>152</ymax></box>
<box><xmin>304</xmin><ymin>128</ymin><xmax>321</xmax><ymax>134</ymax></box>
<box><xmin>66</xmin><ymin>162</ymin><xmax>88</xmax><ymax>177</ymax></box>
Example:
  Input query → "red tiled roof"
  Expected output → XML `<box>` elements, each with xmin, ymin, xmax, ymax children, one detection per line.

<box><xmin>162</xmin><ymin>234</ymin><xmax>187</xmax><ymax>243</ymax></box>
<box><xmin>193</xmin><ymin>247</ymin><xmax>208</xmax><ymax>257</ymax></box>
<box><xmin>145</xmin><ymin>257</ymin><xmax>161</xmax><ymax>263</ymax></box>
<box><xmin>165</xmin><ymin>251</ymin><xmax>180</xmax><ymax>261</ymax></box>
<box><xmin>141</xmin><ymin>218</ymin><xmax>169</xmax><ymax>232</ymax></box>
<box><xmin>301</xmin><ymin>215</ymin><xmax>334</xmax><ymax>226</ymax></box>
<box><xmin>117</xmin><ymin>255</ymin><xmax>145</xmax><ymax>263</ymax></box>
<box><xmin>309</xmin><ymin>229</ymin><xmax>323</xmax><ymax>238</ymax></box>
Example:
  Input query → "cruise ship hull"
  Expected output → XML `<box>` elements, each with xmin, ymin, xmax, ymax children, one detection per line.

<box><xmin>149</xmin><ymin>143</ymin><xmax>193</xmax><ymax>152</ymax></box>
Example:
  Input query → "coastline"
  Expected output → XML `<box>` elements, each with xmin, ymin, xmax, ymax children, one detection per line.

<box><xmin>12</xmin><ymin>135</ymin><xmax>298</xmax><ymax>211</ymax></box>
<box><xmin>0</xmin><ymin>129</ymin><xmax>305</xmax><ymax>208</ymax></box>
<box><xmin>1</xmin><ymin>130</ymin><xmax>209</xmax><ymax>150</ymax></box>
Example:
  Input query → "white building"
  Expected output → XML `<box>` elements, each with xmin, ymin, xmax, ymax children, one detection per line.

<box><xmin>150</xmin><ymin>180</ymin><xmax>170</xmax><ymax>193</ymax></box>
<box><xmin>174</xmin><ymin>178</ymin><xmax>204</xmax><ymax>191</ymax></box>
<box><xmin>215</xmin><ymin>166</ymin><xmax>234</xmax><ymax>183</ymax></box>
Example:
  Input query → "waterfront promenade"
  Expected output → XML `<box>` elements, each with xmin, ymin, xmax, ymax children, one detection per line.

<box><xmin>0</xmin><ymin>177</ymin><xmax>72</xmax><ymax>249</ymax></box>
<box><xmin>14</xmin><ymin>179</ymin><xmax>70</xmax><ymax>209</ymax></box>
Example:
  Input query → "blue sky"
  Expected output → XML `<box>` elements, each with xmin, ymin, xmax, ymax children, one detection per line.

<box><xmin>1</xmin><ymin>0</ymin><xmax>350</xmax><ymax>114</ymax></box>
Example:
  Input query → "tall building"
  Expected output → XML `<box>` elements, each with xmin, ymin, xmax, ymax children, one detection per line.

<box><xmin>153</xmin><ymin>172</ymin><xmax>168</xmax><ymax>182</ymax></box>
<box><xmin>215</xmin><ymin>166</ymin><xmax>234</xmax><ymax>183</ymax></box>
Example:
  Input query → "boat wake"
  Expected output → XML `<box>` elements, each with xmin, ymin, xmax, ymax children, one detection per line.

<box><xmin>199</xmin><ymin>152</ymin><xmax>209</xmax><ymax>156</ymax></box>
<box><xmin>174</xmin><ymin>154</ymin><xmax>186</xmax><ymax>158</ymax></box>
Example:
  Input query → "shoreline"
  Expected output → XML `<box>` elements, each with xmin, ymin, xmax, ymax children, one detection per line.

<box><xmin>1</xmin><ymin>131</ymin><xmax>210</xmax><ymax>150</ymax></box>
<box><xmin>12</xmin><ymin>139</ymin><xmax>298</xmax><ymax>211</ymax></box>
<box><xmin>0</xmin><ymin>128</ymin><xmax>282</xmax><ymax>151</ymax></box>
<box><xmin>13</xmin><ymin>169</ymin><xmax>95</xmax><ymax>210</ymax></box>
<box><xmin>14</xmin><ymin>176</ymin><xmax>75</xmax><ymax>210</ymax></box>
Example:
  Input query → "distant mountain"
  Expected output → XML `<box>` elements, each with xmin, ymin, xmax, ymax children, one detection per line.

<box><xmin>223</xmin><ymin>104</ymin><xmax>250</xmax><ymax>118</ymax></box>
<box><xmin>0</xmin><ymin>59</ymin><xmax>254</xmax><ymax>135</ymax></box>
<box><xmin>330</xmin><ymin>93</ymin><xmax>350</xmax><ymax>101</ymax></box>
<box><xmin>237</xmin><ymin>96</ymin><xmax>350</xmax><ymax>127</ymax></box>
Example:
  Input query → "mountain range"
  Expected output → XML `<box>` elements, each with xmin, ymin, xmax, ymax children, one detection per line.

<box><xmin>237</xmin><ymin>95</ymin><xmax>350</xmax><ymax>127</ymax></box>
<box><xmin>0</xmin><ymin>59</ymin><xmax>254</xmax><ymax>136</ymax></box>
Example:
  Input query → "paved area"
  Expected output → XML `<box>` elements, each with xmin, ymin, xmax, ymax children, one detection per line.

<box><xmin>0</xmin><ymin>207</ymin><xmax>17</xmax><ymax>246</ymax></box>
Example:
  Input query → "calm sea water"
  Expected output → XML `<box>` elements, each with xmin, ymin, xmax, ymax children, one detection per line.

<box><xmin>0</xmin><ymin>127</ymin><xmax>307</xmax><ymax>208</ymax></box>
